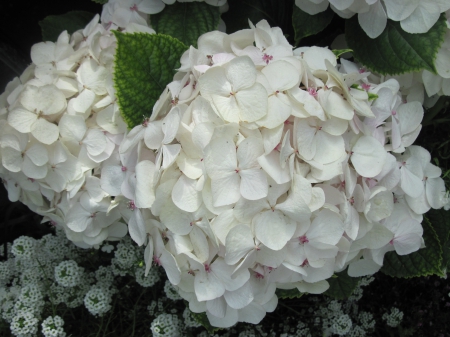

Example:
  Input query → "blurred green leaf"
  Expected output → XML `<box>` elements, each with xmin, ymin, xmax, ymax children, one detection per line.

<box><xmin>324</xmin><ymin>270</ymin><xmax>360</xmax><ymax>300</ymax></box>
<box><xmin>151</xmin><ymin>2</ymin><xmax>220</xmax><ymax>47</ymax></box>
<box><xmin>39</xmin><ymin>11</ymin><xmax>95</xmax><ymax>42</ymax></box>
<box><xmin>292</xmin><ymin>5</ymin><xmax>334</xmax><ymax>46</ymax></box>
<box><xmin>346</xmin><ymin>14</ymin><xmax>447</xmax><ymax>75</ymax></box>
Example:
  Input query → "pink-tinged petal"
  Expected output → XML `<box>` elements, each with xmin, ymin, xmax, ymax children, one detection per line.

<box><xmin>238</xmin><ymin>301</ymin><xmax>266</xmax><ymax>324</ymax></box>
<box><xmin>128</xmin><ymin>208</ymin><xmax>147</xmax><ymax>246</ymax></box>
<box><xmin>239</xmin><ymin>169</ymin><xmax>268</xmax><ymax>201</ymax></box>
<box><xmin>253</xmin><ymin>210</ymin><xmax>296</xmax><ymax>251</ymax></box>
<box><xmin>172</xmin><ymin>174</ymin><xmax>202</xmax><ymax>212</ymax></box>
<box><xmin>160</xmin><ymin>249</ymin><xmax>181</xmax><ymax>285</ymax></box>
<box><xmin>351</xmin><ymin>136</ymin><xmax>386</xmax><ymax>178</ymax></box>
<box><xmin>161</xmin><ymin>144</ymin><xmax>181</xmax><ymax>169</ymax></box>
<box><xmin>190</xmin><ymin>226</ymin><xmax>209</xmax><ymax>263</ymax></box>
<box><xmin>195</xmin><ymin>270</ymin><xmax>225</xmax><ymax>301</ymax></box>
<box><xmin>308</xmin><ymin>209</ymin><xmax>344</xmax><ymax>245</ymax></box>
<box><xmin>206</xmin><ymin>297</ymin><xmax>227</xmax><ymax>318</ymax></box>
<box><xmin>235</xmin><ymin>83</ymin><xmax>268</xmax><ymax>123</ymax></box>
<box><xmin>358</xmin><ymin>1</ymin><xmax>387</xmax><ymax>39</ymax></box>
<box><xmin>8</xmin><ymin>108</ymin><xmax>37</xmax><ymax>133</ymax></box>
<box><xmin>257</xmin><ymin>151</ymin><xmax>291</xmax><ymax>184</ymax></box>
<box><xmin>348</xmin><ymin>258</ymin><xmax>382</xmax><ymax>277</ymax></box>
<box><xmin>211</xmin><ymin>173</ymin><xmax>241</xmax><ymax>207</ymax></box>
<box><xmin>225</xmin><ymin>224</ymin><xmax>255</xmax><ymax>265</ymax></box>
<box><xmin>237</xmin><ymin>137</ymin><xmax>264</xmax><ymax>169</ymax></box>
<box><xmin>135</xmin><ymin>160</ymin><xmax>156</xmax><ymax>208</ymax></box>
<box><xmin>206</xmin><ymin>305</ymin><xmax>238</xmax><ymax>328</ymax></box>
<box><xmin>31</xmin><ymin>119</ymin><xmax>59</xmax><ymax>145</ymax></box>
<box><xmin>394</xmin><ymin>233</ymin><xmax>422</xmax><ymax>255</ymax></box>
<box><xmin>224</xmin><ymin>281</ymin><xmax>254</xmax><ymax>310</ymax></box>
<box><xmin>199</xmin><ymin>66</ymin><xmax>233</xmax><ymax>100</ymax></box>
<box><xmin>400</xmin><ymin>166</ymin><xmax>424</xmax><ymax>198</ymax></box>
<box><xmin>205</xmin><ymin>137</ymin><xmax>237</xmax><ymax>179</ymax></box>
<box><xmin>225</xmin><ymin>56</ymin><xmax>257</xmax><ymax>91</ymax></box>
<box><xmin>256</xmin><ymin>95</ymin><xmax>291</xmax><ymax>129</ymax></box>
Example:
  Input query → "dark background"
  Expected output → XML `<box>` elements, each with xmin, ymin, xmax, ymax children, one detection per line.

<box><xmin>0</xmin><ymin>0</ymin><xmax>102</xmax><ymax>92</ymax></box>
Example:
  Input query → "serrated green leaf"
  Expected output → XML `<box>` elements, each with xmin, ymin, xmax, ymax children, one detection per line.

<box><xmin>276</xmin><ymin>288</ymin><xmax>304</xmax><ymax>299</ymax></box>
<box><xmin>151</xmin><ymin>2</ymin><xmax>220</xmax><ymax>47</ymax></box>
<box><xmin>381</xmin><ymin>219</ymin><xmax>444</xmax><ymax>278</ymax></box>
<box><xmin>426</xmin><ymin>209</ymin><xmax>450</xmax><ymax>273</ymax></box>
<box><xmin>113</xmin><ymin>32</ymin><xmax>187</xmax><ymax>128</ymax></box>
<box><xmin>189</xmin><ymin>308</ymin><xmax>221</xmax><ymax>334</ymax></box>
<box><xmin>221</xmin><ymin>0</ymin><xmax>293</xmax><ymax>36</ymax></box>
<box><xmin>333</xmin><ymin>49</ymin><xmax>352</xmax><ymax>58</ymax></box>
<box><xmin>39</xmin><ymin>11</ymin><xmax>95</xmax><ymax>42</ymax></box>
<box><xmin>345</xmin><ymin>14</ymin><xmax>447</xmax><ymax>76</ymax></box>
<box><xmin>324</xmin><ymin>270</ymin><xmax>360</xmax><ymax>300</ymax></box>
<box><xmin>292</xmin><ymin>5</ymin><xmax>334</xmax><ymax>46</ymax></box>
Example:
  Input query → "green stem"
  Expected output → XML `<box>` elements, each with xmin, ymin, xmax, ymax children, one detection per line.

<box><xmin>278</xmin><ymin>301</ymin><xmax>303</xmax><ymax>316</ymax></box>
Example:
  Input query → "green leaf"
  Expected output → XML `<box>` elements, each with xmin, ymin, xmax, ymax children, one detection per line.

<box><xmin>221</xmin><ymin>0</ymin><xmax>293</xmax><ymax>36</ymax></box>
<box><xmin>151</xmin><ymin>2</ymin><xmax>220</xmax><ymax>47</ymax></box>
<box><xmin>332</xmin><ymin>49</ymin><xmax>352</xmax><ymax>58</ymax></box>
<box><xmin>276</xmin><ymin>288</ymin><xmax>304</xmax><ymax>299</ymax></box>
<box><xmin>91</xmin><ymin>0</ymin><xmax>108</xmax><ymax>3</ymax></box>
<box><xmin>188</xmin><ymin>308</ymin><xmax>221</xmax><ymax>334</ymax></box>
<box><xmin>113</xmin><ymin>32</ymin><xmax>187</xmax><ymax>128</ymax></box>
<box><xmin>292</xmin><ymin>5</ymin><xmax>334</xmax><ymax>46</ymax></box>
<box><xmin>426</xmin><ymin>209</ymin><xmax>450</xmax><ymax>274</ymax></box>
<box><xmin>368</xmin><ymin>93</ymin><xmax>378</xmax><ymax>101</ymax></box>
<box><xmin>381</xmin><ymin>219</ymin><xmax>444</xmax><ymax>278</ymax></box>
<box><xmin>324</xmin><ymin>270</ymin><xmax>360</xmax><ymax>300</ymax></box>
<box><xmin>345</xmin><ymin>14</ymin><xmax>447</xmax><ymax>75</ymax></box>
<box><xmin>39</xmin><ymin>11</ymin><xmax>95</xmax><ymax>42</ymax></box>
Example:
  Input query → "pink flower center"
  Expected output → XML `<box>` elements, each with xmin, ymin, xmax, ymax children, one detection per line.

<box><xmin>308</xmin><ymin>87</ymin><xmax>318</xmax><ymax>97</ymax></box>
<box><xmin>153</xmin><ymin>256</ymin><xmax>162</xmax><ymax>266</ymax></box>
<box><xmin>301</xmin><ymin>259</ymin><xmax>309</xmax><ymax>267</ymax></box>
<box><xmin>204</xmin><ymin>263</ymin><xmax>211</xmax><ymax>273</ymax></box>
<box><xmin>255</xmin><ymin>272</ymin><xmax>264</xmax><ymax>279</ymax></box>
<box><xmin>359</xmin><ymin>68</ymin><xmax>366</xmax><ymax>74</ymax></box>
<box><xmin>262</xmin><ymin>53</ymin><xmax>273</xmax><ymax>64</ymax></box>
<box><xmin>127</xmin><ymin>200</ymin><xmax>136</xmax><ymax>211</ymax></box>
<box><xmin>130</xmin><ymin>4</ymin><xmax>138</xmax><ymax>11</ymax></box>
<box><xmin>392</xmin><ymin>110</ymin><xmax>397</xmax><ymax>116</ymax></box>
<box><xmin>121</xmin><ymin>166</ymin><xmax>127</xmax><ymax>172</ymax></box>
<box><xmin>362</xmin><ymin>83</ymin><xmax>371</xmax><ymax>91</ymax></box>
<box><xmin>299</xmin><ymin>235</ymin><xmax>309</xmax><ymax>244</ymax></box>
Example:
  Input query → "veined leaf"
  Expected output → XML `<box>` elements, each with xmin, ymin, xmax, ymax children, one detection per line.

<box><xmin>345</xmin><ymin>14</ymin><xmax>447</xmax><ymax>75</ymax></box>
<box><xmin>151</xmin><ymin>2</ymin><xmax>220</xmax><ymax>47</ymax></box>
<box><xmin>39</xmin><ymin>11</ymin><xmax>95</xmax><ymax>42</ymax></box>
<box><xmin>113</xmin><ymin>32</ymin><xmax>187</xmax><ymax>128</ymax></box>
<box><xmin>292</xmin><ymin>5</ymin><xmax>334</xmax><ymax>46</ymax></box>
<box><xmin>332</xmin><ymin>49</ymin><xmax>352</xmax><ymax>58</ymax></box>
<box><xmin>426</xmin><ymin>209</ymin><xmax>450</xmax><ymax>274</ymax></box>
<box><xmin>324</xmin><ymin>269</ymin><xmax>360</xmax><ymax>300</ymax></box>
<box><xmin>187</xmin><ymin>306</ymin><xmax>221</xmax><ymax>334</ymax></box>
<box><xmin>381</xmin><ymin>219</ymin><xmax>444</xmax><ymax>278</ymax></box>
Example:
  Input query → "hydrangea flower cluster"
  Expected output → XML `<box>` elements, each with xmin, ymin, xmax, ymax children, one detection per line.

<box><xmin>295</xmin><ymin>0</ymin><xmax>450</xmax><ymax>38</ymax></box>
<box><xmin>110</xmin><ymin>19</ymin><xmax>447</xmax><ymax>326</ymax></box>
<box><xmin>0</xmin><ymin>0</ymin><xmax>448</xmax><ymax>329</ymax></box>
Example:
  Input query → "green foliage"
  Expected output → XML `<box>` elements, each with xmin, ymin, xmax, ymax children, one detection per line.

<box><xmin>381</xmin><ymin>219</ymin><xmax>444</xmax><ymax>278</ymax></box>
<box><xmin>91</xmin><ymin>0</ymin><xmax>108</xmax><ymax>3</ymax></box>
<box><xmin>113</xmin><ymin>32</ymin><xmax>187</xmax><ymax>128</ymax></box>
<box><xmin>39</xmin><ymin>11</ymin><xmax>95</xmax><ymax>42</ymax></box>
<box><xmin>332</xmin><ymin>49</ymin><xmax>352</xmax><ymax>58</ymax></box>
<box><xmin>151</xmin><ymin>2</ymin><xmax>220</xmax><ymax>47</ymax></box>
<box><xmin>188</xmin><ymin>308</ymin><xmax>221</xmax><ymax>334</ymax></box>
<box><xmin>345</xmin><ymin>14</ymin><xmax>447</xmax><ymax>75</ymax></box>
<box><xmin>221</xmin><ymin>0</ymin><xmax>293</xmax><ymax>35</ymax></box>
<box><xmin>292</xmin><ymin>5</ymin><xmax>334</xmax><ymax>46</ymax></box>
<box><xmin>324</xmin><ymin>270</ymin><xmax>360</xmax><ymax>300</ymax></box>
<box><xmin>276</xmin><ymin>288</ymin><xmax>304</xmax><ymax>299</ymax></box>
<box><xmin>426</xmin><ymin>209</ymin><xmax>450</xmax><ymax>273</ymax></box>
